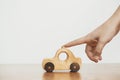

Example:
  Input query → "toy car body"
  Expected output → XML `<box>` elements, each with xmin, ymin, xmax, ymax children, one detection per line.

<box><xmin>42</xmin><ymin>48</ymin><xmax>82</xmax><ymax>72</ymax></box>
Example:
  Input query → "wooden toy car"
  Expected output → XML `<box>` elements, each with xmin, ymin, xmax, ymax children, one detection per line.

<box><xmin>42</xmin><ymin>48</ymin><xmax>82</xmax><ymax>72</ymax></box>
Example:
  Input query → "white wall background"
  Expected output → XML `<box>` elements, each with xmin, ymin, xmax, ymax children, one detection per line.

<box><xmin>0</xmin><ymin>0</ymin><xmax>120</xmax><ymax>64</ymax></box>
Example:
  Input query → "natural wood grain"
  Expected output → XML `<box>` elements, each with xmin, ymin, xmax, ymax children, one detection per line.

<box><xmin>0</xmin><ymin>64</ymin><xmax>120</xmax><ymax>80</ymax></box>
<box><xmin>42</xmin><ymin>48</ymin><xmax>82</xmax><ymax>72</ymax></box>
<box><xmin>43</xmin><ymin>72</ymin><xmax>81</xmax><ymax>80</ymax></box>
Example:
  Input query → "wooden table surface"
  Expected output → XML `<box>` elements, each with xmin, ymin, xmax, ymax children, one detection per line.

<box><xmin>0</xmin><ymin>64</ymin><xmax>120</xmax><ymax>80</ymax></box>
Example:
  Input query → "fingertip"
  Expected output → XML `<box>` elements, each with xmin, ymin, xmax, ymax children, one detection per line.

<box><xmin>61</xmin><ymin>44</ymin><xmax>69</xmax><ymax>48</ymax></box>
<box><xmin>99</xmin><ymin>56</ymin><xmax>102</xmax><ymax>60</ymax></box>
<box><xmin>62</xmin><ymin>37</ymin><xmax>87</xmax><ymax>48</ymax></box>
<box><xmin>93</xmin><ymin>58</ymin><xmax>98</xmax><ymax>63</ymax></box>
<box><xmin>61</xmin><ymin>45</ymin><xmax>65</xmax><ymax>48</ymax></box>
<box><xmin>95</xmin><ymin>60</ymin><xmax>98</xmax><ymax>63</ymax></box>
<box><xmin>93</xmin><ymin>56</ymin><xmax>102</xmax><ymax>62</ymax></box>
<box><xmin>88</xmin><ymin>56</ymin><xmax>98</xmax><ymax>63</ymax></box>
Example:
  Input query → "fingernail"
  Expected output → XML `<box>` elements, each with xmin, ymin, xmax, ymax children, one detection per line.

<box><xmin>61</xmin><ymin>46</ymin><xmax>65</xmax><ymax>48</ymax></box>
<box><xmin>95</xmin><ymin>61</ymin><xmax>98</xmax><ymax>63</ymax></box>
<box><xmin>99</xmin><ymin>56</ymin><xmax>102</xmax><ymax>60</ymax></box>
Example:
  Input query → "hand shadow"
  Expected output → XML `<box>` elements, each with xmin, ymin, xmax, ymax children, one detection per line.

<box><xmin>42</xmin><ymin>72</ymin><xmax>81</xmax><ymax>80</ymax></box>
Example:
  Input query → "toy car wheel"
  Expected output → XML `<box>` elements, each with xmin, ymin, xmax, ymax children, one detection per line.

<box><xmin>70</xmin><ymin>63</ymin><xmax>80</xmax><ymax>72</ymax></box>
<box><xmin>44</xmin><ymin>62</ymin><xmax>54</xmax><ymax>72</ymax></box>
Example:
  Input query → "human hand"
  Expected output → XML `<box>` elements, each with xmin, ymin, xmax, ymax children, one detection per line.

<box><xmin>62</xmin><ymin>6</ymin><xmax>120</xmax><ymax>63</ymax></box>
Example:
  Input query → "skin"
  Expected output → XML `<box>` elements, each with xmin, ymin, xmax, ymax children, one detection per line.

<box><xmin>62</xmin><ymin>6</ymin><xmax>120</xmax><ymax>63</ymax></box>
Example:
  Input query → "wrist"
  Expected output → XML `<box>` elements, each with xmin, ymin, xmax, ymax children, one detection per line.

<box><xmin>107</xmin><ymin>6</ymin><xmax>120</xmax><ymax>30</ymax></box>
<box><xmin>112</xmin><ymin>6</ymin><xmax>120</xmax><ymax>29</ymax></box>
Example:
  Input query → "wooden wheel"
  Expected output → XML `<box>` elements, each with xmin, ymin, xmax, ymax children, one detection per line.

<box><xmin>44</xmin><ymin>62</ymin><xmax>54</xmax><ymax>72</ymax></box>
<box><xmin>70</xmin><ymin>63</ymin><xmax>80</xmax><ymax>72</ymax></box>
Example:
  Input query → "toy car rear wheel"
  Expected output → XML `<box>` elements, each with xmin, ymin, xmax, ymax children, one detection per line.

<box><xmin>44</xmin><ymin>62</ymin><xmax>54</xmax><ymax>72</ymax></box>
<box><xmin>70</xmin><ymin>63</ymin><xmax>80</xmax><ymax>72</ymax></box>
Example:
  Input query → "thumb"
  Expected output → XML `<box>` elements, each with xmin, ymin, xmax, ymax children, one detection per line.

<box><xmin>94</xmin><ymin>41</ymin><xmax>105</xmax><ymax>60</ymax></box>
<box><xmin>62</xmin><ymin>37</ymin><xmax>87</xmax><ymax>48</ymax></box>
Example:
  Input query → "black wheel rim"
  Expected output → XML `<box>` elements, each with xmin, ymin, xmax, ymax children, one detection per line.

<box><xmin>70</xmin><ymin>63</ymin><xmax>80</xmax><ymax>72</ymax></box>
<box><xmin>44</xmin><ymin>62</ymin><xmax>54</xmax><ymax>72</ymax></box>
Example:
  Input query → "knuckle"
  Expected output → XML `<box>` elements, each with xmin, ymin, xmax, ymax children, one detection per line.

<box><xmin>95</xmin><ymin>50</ymin><xmax>101</xmax><ymax>54</ymax></box>
<box><xmin>99</xmin><ymin>40</ymin><xmax>105</xmax><ymax>44</ymax></box>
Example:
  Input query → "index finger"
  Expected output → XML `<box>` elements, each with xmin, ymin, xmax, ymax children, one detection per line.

<box><xmin>62</xmin><ymin>37</ymin><xmax>87</xmax><ymax>48</ymax></box>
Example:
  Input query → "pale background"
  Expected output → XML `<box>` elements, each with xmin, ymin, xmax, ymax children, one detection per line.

<box><xmin>0</xmin><ymin>0</ymin><xmax>120</xmax><ymax>64</ymax></box>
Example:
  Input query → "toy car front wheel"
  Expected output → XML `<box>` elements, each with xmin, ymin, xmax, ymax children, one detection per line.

<box><xmin>44</xmin><ymin>62</ymin><xmax>54</xmax><ymax>72</ymax></box>
<box><xmin>70</xmin><ymin>63</ymin><xmax>80</xmax><ymax>72</ymax></box>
